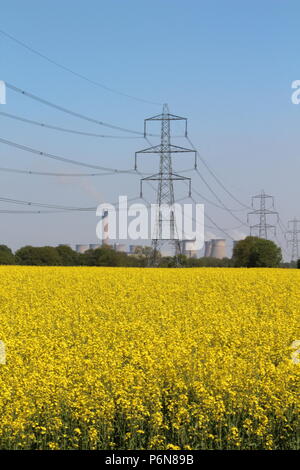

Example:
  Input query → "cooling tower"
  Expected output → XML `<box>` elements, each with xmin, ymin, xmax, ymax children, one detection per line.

<box><xmin>204</xmin><ymin>240</ymin><xmax>212</xmax><ymax>257</ymax></box>
<box><xmin>75</xmin><ymin>244</ymin><xmax>90</xmax><ymax>254</ymax></box>
<box><xmin>210</xmin><ymin>239</ymin><xmax>226</xmax><ymax>259</ymax></box>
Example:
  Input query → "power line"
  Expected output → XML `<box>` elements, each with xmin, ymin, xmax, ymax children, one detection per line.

<box><xmin>0</xmin><ymin>136</ymin><xmax>138</xmax><ymax>173</ymax></box>
<box><xmin>279</xmin><ymin>217</ymin><xmax>288</xmax><ymax>233</ymax></box>
<box><xmin>186</xmin><ymin>136</ymin><xmax>251</xmax><ymax>210</ymax></box>
<box><xmin>143</xmin><ymin>128</ymin><xmax>236</xmax><ymax>245</ymax></box>
<box><xmin>0</xmin><ymin>111</ymin><xmax>144</xmax><ymax>139</ymax></box>
<box><xmin>0</xmin><ymin>195</ymin><xmax>191</xmax><ymax>216</ymax></box>
<box><xmin>204</xmin><ymin>213</ymin><xmax>234</xmax><ymax>241</ymax></box>
<box><xmin>0</xmin><ymin>28</ymin><xmax>161</xmax><ymax>106</ymax></box>
<box><xmin>0</xmin><ymin>209</ymin><xmax>87</xmax><ymax>214</ymax></box>
<box><xmin>0</xmin><ymin>163</ymin><xmax>195</xmax><ymax>178</ymax></box>
<box><xmin>0</xmin><ymin>166</ymin><xmax>131</xmax><ymax>177</ymax></box>
<box><xmin>184</xmin><ymin>189</ymin><xmax>246</xmax><ymax>233</ymax></box>
<box><xmin>185</xmin><ymin>137</ymin><xmax>249</xmax><ymax>224</ymax></box>
<box><xmin>146</xmin><ymin>136</ymin><xmax>246</xmax><ymax>215</ymax></box>
<box><xmin>0</xmin><ymin>196</ymin><xmax>95</xmax><ymax>211</ymax></box>
<box><xmin>0</xmin><ymin>195</ymin><xmax>139</xmax><ymax>212</ymax></box>
<box><xmin>6</xmin><ymin>83</ymin><xmax>146</xmax><ymax>135</ymax></box>
<box><xmin>205</xmin><ymin>222</ymin><xmax>245</xmax><ymax>232</ymax></box>
<box><xmin>189</xmin><ymin>195</ymin><xmax>234</xmax><ymax>240</ymax></box>
<box><xmin>275</xmin><ymin>234</ymin><xmax>289</xmax><ymax>259</ymax></box>
<box><xmin>194</xmin><ymin>168</ymin><xmax>248</xmax><ymax>227</ymax></box>
<box><xmin>192</xmin><ymin>186</ymin><xmax>246</xmax><ymax>212</ymax></box>
<box><xmin>180</xmin><ymin>180</ymin><xmax>245</xmax><ymax>232</ymax></box>
<box><xmin>277</xmin><ymin>217</ymin><xmax>289</xmax><ymax>259</ymax></box>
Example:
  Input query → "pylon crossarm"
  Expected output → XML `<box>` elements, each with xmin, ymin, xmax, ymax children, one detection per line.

<box><xmin>142</xmin><ymin>173</ymin><xmax>190</xmax><ymax>181</ymax></box>
<box><xmin>250</xmin><ymin>225</ymin><xmax>276</xmax><ymax>230</ymax></box>
<box><xmin>145</xmin><ymin>113</ymin><xmax>186</xmax><ymax>121</ymax></box>
<box><xmin>248</xmin><ymin>209</ymin><xmax>278</xmax><ymax>215</ymax></box>
<box><xmin>252</xmin><ymin>193</ymin><xmax>273</xmax><ymax>199</ymax></box>
<box><xmin>144</xmin><ymin>113</ymin><xmax>187</xmax><ymax>138</ymax></box>
<box><xmin>136</xmin><ymin>144</ymin><xmax>196</xmax><ymax>154</ymax></box>
<box><xmin>136</xmin><ymin>144</ymin><xmax>162</xmax><ymax>154</ymax></box>
<box><xmin>135</xmin><ymin>145</ymin><xmax>196</xmax><ymax>170</ymax></box>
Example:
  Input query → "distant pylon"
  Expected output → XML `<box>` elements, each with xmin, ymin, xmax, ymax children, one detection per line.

<box><xmin>247</xmin><ymin>190</ymin><xmax>278</xmax><ymax>239</ymax></box>
<box><xmin>135</xmin><ymin>104</ymin><xmax>196</xmax><ymax>265</ymax></box>
<box><xmin>285</xmin><ymin>218</ymin><xmax>300</xmax><ymax>262</ymax></box>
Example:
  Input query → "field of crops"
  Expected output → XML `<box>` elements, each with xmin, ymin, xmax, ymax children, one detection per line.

<box><xmin>0</xmin><ymin>266</ymin><xmax>299</xmax><ymax>450</ymax></box>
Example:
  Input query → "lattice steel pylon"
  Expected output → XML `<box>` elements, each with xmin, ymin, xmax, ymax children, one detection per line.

<box><xmin>247</xmin><ymin>190</ymin><xmax>279</xmax><ymax>239</ymax></box>
<box><xmin>285</xmin><ymin>218</ymin><xmax>300</xmax><ymax>262</ymax></box>
<box><xmin>135</xmin><ymin>104</ymin><xmax>196</xmax><ymax>266</ymax></box>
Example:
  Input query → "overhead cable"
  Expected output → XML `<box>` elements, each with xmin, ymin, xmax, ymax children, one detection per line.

<box><xmin>195</xmin><ymin>169</ymin><xmax>248</xmax><ymax>227</ymax></box>
<box><xmin>186</xmin><ymin>136</ymin><xmax>251</xmax><ymax>210</ymax></box>
<box><xmin>0</xmin><ymin>29</ymin><xmax>161</xmax><ymax>106</ymax></box>
<box><xmin>0</xmin><ymin>111</ymin><xmax>144</xmax><ymax>139</ymax></box>
<box><xmin>0</xmin><ymin>195</ymin><xmax>139</xmax><ymax>212</ymax></box>
<box><xmin>6</xmin><ymin>82</ymin><xmax>145</xmax><ymax>135</ymax></box>
<box><xmin>0</xmin><ymin>136</ymin><xmax>137</xmax><ymax>173</ymax></box>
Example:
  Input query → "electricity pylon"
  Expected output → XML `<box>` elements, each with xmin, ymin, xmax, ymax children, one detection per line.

<box><xmin>285</xmin><ymin>218</ymin><xmax>300</xmax><ymax>262</ymax></box>
<box><xmin>135</xmin><ymin>104</ymin><xmax>196</xmax><ymax>266</ymax></box>
<box><xmin>247</xmin><ymin>190</ymin><xmax>278</xmax><ymax>239</ymax></box>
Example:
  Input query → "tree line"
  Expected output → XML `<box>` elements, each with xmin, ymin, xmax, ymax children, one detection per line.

<box><xmin>0</xmin><ymin>237</ymin><xmax>297</xmax><ymax>268</ymax></box>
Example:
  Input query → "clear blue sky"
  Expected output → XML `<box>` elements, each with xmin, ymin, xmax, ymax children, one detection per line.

<box><xmin>0</xmin><ymin>0</ymin><xmax>299</xmax><ymax>257</ymax></box>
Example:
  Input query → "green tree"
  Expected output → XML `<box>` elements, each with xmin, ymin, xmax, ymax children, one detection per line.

<box><xmin>83</xmin><ymin>246</ymin><xmax>120</xmax><ymax>267</ymax></box>
<box><xmin>15</xmin><ymin>246</ymin><xmax>62</xmax><ymax>266</ymax></box>
<box><xmin>55</xmin><ymin>245</ymin><xmax>79</xmax><ymax>266</ymax></box>
<box><xmin>158</xmin><ymin>256</ymin><xmax>175</xmax><ymax>268</ymax></box>
<box><xmin>186</xmin><ymin>256</ymin><xmax>233</xmax><ymax>268</ymax></box>
<box><xmin>132</xmin><ymin>246</ymin><xmax>159</xmax><ymax>267</ymax></box>
<box><xmin>232</xmin><ymin>236</ymin><xmax>282</xmax><ymax>268</ymax></box>
<box><xmin>0</xmin><ymin>245</ymin><xmax>15</xmax><ymax>265</ymax></box>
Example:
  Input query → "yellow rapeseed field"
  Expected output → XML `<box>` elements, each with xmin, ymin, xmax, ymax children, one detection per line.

<box><xmin>0</xmin><ymin>266</ymin><xmax>299</xmax><ymax>450</ymax></box>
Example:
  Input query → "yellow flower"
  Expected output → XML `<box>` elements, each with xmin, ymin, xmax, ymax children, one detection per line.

<box><xmin>48</xmin><ymin>442</ymin><xmax>59</xmax><ymax>450</ymax></box>
<box><xmin>0</xmin><ymin>266</ymin><xmax>299</xmax><ymax>450</ymax></box>
<box><xmin>166</xmin><ymin>444</ymin><xmax>181</xmax><ymax>450</ymax></box>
